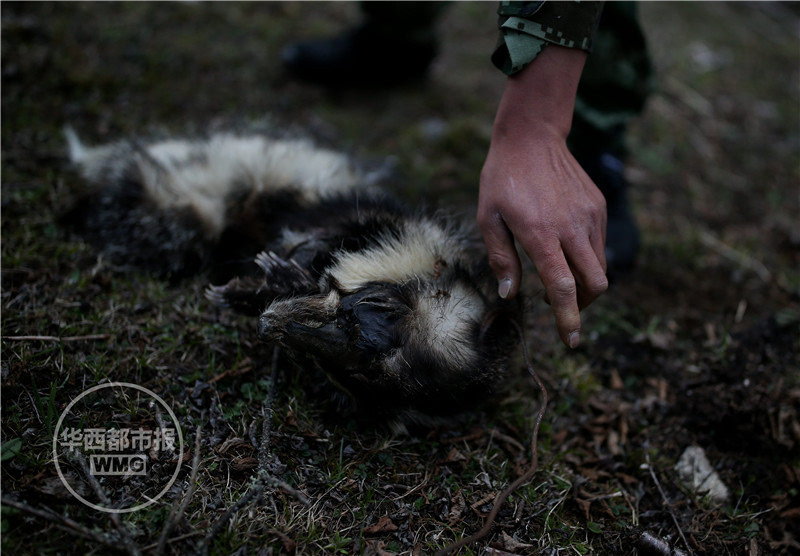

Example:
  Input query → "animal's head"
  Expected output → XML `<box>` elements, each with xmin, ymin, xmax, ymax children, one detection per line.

<box><xmin>255</xmin><ymin>275</ymin><xmax>517</xmax><ymax>421</ymax></box>
<box><xmin>206</xmin><ymin>214</ymin><xmax>520</xmax><ymax>423</ymax></box>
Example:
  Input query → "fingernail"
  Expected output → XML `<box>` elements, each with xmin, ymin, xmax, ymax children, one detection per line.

<box><xmin>498</xmin><ymin>278</ymin><xmax>512</xmax><ymax>299</ymax></box>
<box><xmin>568</xmin><ymin>331</ymin><xmax>580</xmax><ymax>349</ymax></box>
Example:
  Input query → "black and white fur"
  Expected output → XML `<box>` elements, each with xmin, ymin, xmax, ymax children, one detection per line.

<box><xmin>66</xmin><ymin>128</ymin><xmax>518</xmax><ymax>424</ymax></box>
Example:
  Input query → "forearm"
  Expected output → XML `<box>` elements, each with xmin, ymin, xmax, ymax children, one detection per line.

<box><xmin>492</xmin><ymin>45</ymin><xmax>588</xmax><ymax>144</ymax></box>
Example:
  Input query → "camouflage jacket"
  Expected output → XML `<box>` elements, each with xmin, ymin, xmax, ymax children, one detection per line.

<box><xmin>492</xmin><ymin>1</ymin><xmax>605</xmax><ymax>75</ymax></box>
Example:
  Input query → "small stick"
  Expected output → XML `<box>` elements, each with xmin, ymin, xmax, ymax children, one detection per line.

<box><xmin>257</xmin><ymin>348</ymin><xmax>310</xmax><ymax>506</ymax></box>
<box><xmin>258</xmin><ymin>346</ymin><xmax>280</xmax><ymax>471</ymax></box>
<box><xmin>1</xmin><ymin>496</ymin><xmax>119</xmax><ymax>550</ymax></box>
<box><xmin>699</xmin><ymin>230</ymin><xmax>771</xmax><ymax>282</ymax></box>
<box><xmin>3</xmin><ymin>334</ymin><xmax>111</xmax><ymax>342</ymax></box>
<box><xmin>437</xmin><ymin>319</ymin><xmax>549</xmax><ymax>555</ymax></box>
<box><xmin>644</xmin><ymin>453</ymin><xmax>693</xmax><ymax>555</ymax></box>
<box><xmin>198</xmin><ymin>347</ymin><xmax>307</xmax><ymax>555</ymax></box>
<box><xmin>143</xmin><ymin>531</ymin><xmax>205</xmax><ymax>551</ymax></box>
<box><xmin>265</xmin><ymin>474</ymin><xmax>310</xmax><ymax>506</ymax></box>
<box><xmin>636</xmin><ymin>530</ymin><xmax>689</xmax><ymax>556</ymax></box>
<box><xmin>74</xmin><ymin>451</ymin><xmax>141</xmax><ymax>556</ymax></box>
<box><xmin>155</xmin><ymin>426</ymin><xmax>203</xmax><ymax>556</ymax></box>
<box><xmin>199</xmin><ymin>481</ymin><xmax>266</xmax><ymax>555</ymax></box>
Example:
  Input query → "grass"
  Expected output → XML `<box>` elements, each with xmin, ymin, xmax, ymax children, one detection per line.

<box><xmin>3</xmin><ymin>2</ymin><xmax>799</xmax><ymax>555</ymax></box>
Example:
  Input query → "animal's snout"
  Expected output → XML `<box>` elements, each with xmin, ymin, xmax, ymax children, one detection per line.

<box><xmin>258</xmin><ymin>312</ymin><xmax>279</xmax><ymax>341</ymax></box>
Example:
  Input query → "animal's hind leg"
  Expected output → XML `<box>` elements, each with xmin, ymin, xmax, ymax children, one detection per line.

<box><xmin>206</xmin><ymin>251</ymin><xmax>317</xmax><ymax>316</ymax></box>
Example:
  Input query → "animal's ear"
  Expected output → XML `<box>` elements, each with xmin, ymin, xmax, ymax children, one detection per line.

<box><xmin>205</xmin><ymin>277</ymin><xmax>271</xmax><ymax>316</ymax></box>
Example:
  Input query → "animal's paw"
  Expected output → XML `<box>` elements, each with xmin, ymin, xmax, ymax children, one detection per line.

<box><xmin>254</xmin><ymin>251</ymin><xmax>316</xmax><ymax>291</ymax></box>
<box><xmin>204</xmin><ymin>277</ymin><xmax>270</xmax><ymax>316</ymax></box>
<box><xmin>205</xmin><ymin>252</ymin><xmax>318</xmax><ymax>316</ymax></box>
<box><xmin>204</xmin><ymin>284</ymin><xmax>231</xmax><ymax>307</ymax></box>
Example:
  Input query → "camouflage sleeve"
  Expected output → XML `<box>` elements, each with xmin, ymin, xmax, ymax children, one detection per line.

<box><xmin>492</xmin><ymin>1</ymin><xmax>605</xmax><ymax>75</ymax></box>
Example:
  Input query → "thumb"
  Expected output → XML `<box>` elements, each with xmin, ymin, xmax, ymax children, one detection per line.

<box><xmin>478</xmin><ymin>213</ymin><xmax>522</xmax><ymax>300</ymax></box>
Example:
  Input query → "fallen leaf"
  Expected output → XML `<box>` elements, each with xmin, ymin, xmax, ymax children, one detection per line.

<box><xmin>363</xmin><ymin>516</ymin><xmax>398</xmax><ymax>535</ymax></box>
<box><xmin>447</xmin><ymin>490</ymin><xmax>466</xmax><ymax>525</ymax></box>
<box><xmin>364</xmin><ymin>540</ymin><xmax>396</xmax><ymax>556</ymax></box>
<box><xmin>269</xmin><ymin>529</ymin><xmax>296</xmax><ymax>553</ymax></box>
<box><xmin>615</xmin><ymin>472</ymin><xmax>639</xmax><ymax>485</ymax></box>
<box><xmin>610</xmin><ymin>368</ymin><xmax>624</xmax><ymax>389</ymax></box>
<box><xmin>780</xmin><ymin>507</ymin><xmax>800</xmax><ymax>520</ymax></box>
<box><xmin>501</xmin><ymin>530</ymin><xmax>533</xmax><ymax>551</ymax></box>
<box><xmin>443</xmin><ymin>447</ymin><xmax>466</xmax><ymax>463</ymax></box>
<box><xmin>229</xmin><ymin>456</ymin><xmax>257</xmax><ymax>472</ymax></box>
<box><xmin>214</xmin><ymin>437</ymin><xmax>254</xmax><ymax>455</ymax></box>
<box><xmin>576</xmin><ymin>497</ymin><xmax>592</xmax><ymax>520</ymax></box>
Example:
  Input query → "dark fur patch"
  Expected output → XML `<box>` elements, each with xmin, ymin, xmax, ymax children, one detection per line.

<box><xmin>64</xmin><ymin>177</ymin><xmax>211</xmax><ymax>280</ymax></box>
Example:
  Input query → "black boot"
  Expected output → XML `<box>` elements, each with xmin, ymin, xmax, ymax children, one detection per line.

<box><xmin>281</xmin><ymin>24</ymin><xmax>437</xmax><ymax>88</ymax></box>
<box><xmin>578</xmin><ymin>151</ymin><xmax>640</xmax><ymax>277</ymax></box>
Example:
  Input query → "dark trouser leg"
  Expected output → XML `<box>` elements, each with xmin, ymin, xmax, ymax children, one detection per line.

<box><xmin>569</xmin><ymin>2</ymin><xmax>653</xmax><ymax>275</ymax></box>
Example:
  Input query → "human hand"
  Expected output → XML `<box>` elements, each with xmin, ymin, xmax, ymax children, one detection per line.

<box><xmin>477</xmin><ymin>45</ymin><xmax>608</xmax><ymax>348</ymax></box>
<box><xmin>478</xmin><ymin>126</ymin><xmax>608</xmax><ymax>348</ymax></box>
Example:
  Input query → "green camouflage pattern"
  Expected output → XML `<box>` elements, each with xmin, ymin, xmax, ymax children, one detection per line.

<box><xmin>492</xmin><ymin>1</ymin><xmax>604</xmax><ymax>74</ymax></box>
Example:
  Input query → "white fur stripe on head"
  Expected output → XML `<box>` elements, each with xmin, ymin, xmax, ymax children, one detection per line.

<box><xmin>327</xmin><ymin>220</ymin><xmax>464</xmax><ymax>292</ymax></box>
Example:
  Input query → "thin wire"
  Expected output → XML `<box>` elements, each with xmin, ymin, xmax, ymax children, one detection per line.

<box><xmin>437</xmin><ymin>319</ymin><xmax>549</xmax><ymax>555</ymax></box>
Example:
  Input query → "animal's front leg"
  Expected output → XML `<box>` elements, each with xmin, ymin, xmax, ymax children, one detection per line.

<box><xmin>253</xmin><ymin>250</ymin><xmax>316</xmax><ymax>293</ymax></box>
<box><xmin>206</xmin><ymin>251</ymin><xmax>317</xmax><ymax>315</ymax></box>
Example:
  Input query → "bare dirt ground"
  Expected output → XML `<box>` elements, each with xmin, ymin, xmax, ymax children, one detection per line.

<box><xmin>2</xmin><ymin>2</ymin><xmax>798</xmax><ymax>554</ymax></box>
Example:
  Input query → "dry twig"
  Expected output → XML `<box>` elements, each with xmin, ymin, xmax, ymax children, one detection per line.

<box><xmin>198</xmin><ymin>347</ymin><xmax>308</xmax><ymax>555</ymax></box>
<box><xmin>73</xmin><ymin>451</ymin><xmax>141</xmax><ymax>556</ymax></box>
<box><xmin>699</xmin><ymin>230</ymin><xmax>772</xmax><ymax>282</ymax></box>
<box><xmin>2</xmin><ymin>334</ymin><xmax>111</xmax><ymax>342</ymax></box>
<box><xmin>644</xmin><ymin>453</ymin><xmax>693</xmax><ymax>555</ymax></box>
<box><xmin>636</xmin><ymin>530</ymin><xmax>690</xmax><ymax>556</ymax></box>
<box><xmin>155</xmin><ymin>426</ymin><xmax>203</xmax><ymax>556</ymax></box>
<box><xmin>1</xmin><ymin>496</ymin><xmax>120</xmax><ymax>550</ymax></box>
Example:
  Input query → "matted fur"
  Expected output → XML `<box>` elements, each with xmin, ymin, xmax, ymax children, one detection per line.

<box><xmin>66</xmin><ymin>128</ymin><xmax>518</xmax><ymax>424</ymax></box>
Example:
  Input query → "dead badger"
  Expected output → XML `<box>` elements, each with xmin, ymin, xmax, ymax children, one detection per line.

<box><xmin>66</xmin><ymin>129</ymin><xmax>518</xmax><ymax>423</ymax></box>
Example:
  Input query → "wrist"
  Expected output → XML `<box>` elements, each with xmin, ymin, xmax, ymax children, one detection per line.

<box><xmin>492</xmin><ymin>45</ymin><xmax>587</xmax><ymax>141</ymax></box>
